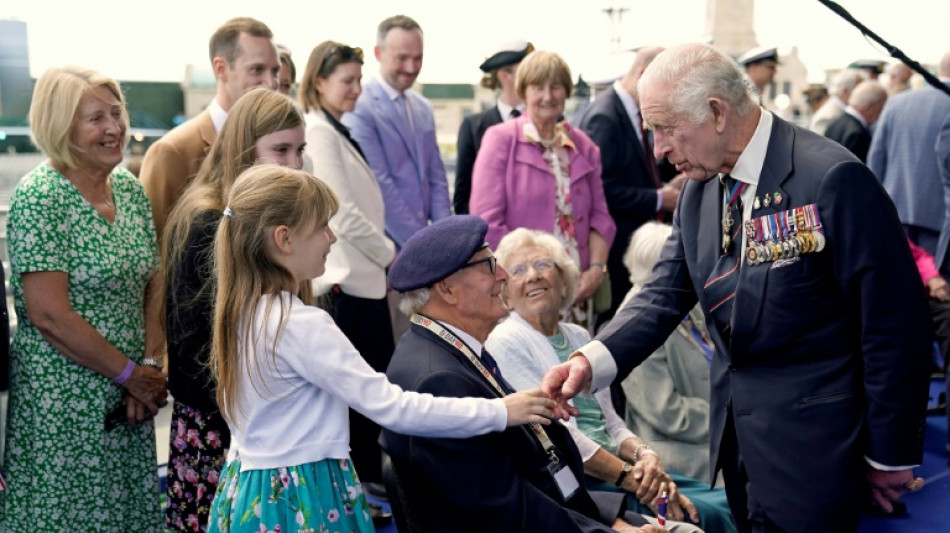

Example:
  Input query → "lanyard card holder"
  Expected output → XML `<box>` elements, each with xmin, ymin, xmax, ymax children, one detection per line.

<box><xmin>545</xmin><ymin>450</ymin><xmax>579</xmax><ymax>501</ymax></box>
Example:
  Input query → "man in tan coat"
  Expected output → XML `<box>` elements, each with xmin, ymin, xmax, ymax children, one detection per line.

<box><xmin>139</xmin><ymin>17</ymin><xmax>279</xmax><ymax>239</ymax></box>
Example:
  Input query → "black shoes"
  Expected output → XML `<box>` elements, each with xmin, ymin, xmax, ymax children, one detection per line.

<box><xmin>369</xmin><ymin>502</ymin><xmax>393</xmax><ymax>527</ymax></box>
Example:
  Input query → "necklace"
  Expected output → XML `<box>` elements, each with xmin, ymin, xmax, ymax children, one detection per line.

<box><xmin>548</xmin><ymin>328</ymin><xmax>569</xmax><ymax>350</ymax></box>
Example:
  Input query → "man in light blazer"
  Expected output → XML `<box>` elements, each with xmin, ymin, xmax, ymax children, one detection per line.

<box><xmin>344</xmin><ymin>15</ymin><xmax>451</xmax><ymax>251</ymax></box>
<box><xmin>540</xmin><ymin>44</ymin><xmax>931</xmax><ymax>533</ymax></box>
<box><xmin>574</xmin><ymin>46</ymin><xmax>681</xmax><ymax>326</ymax></box>
<box><xmin>453</xmin><ymin>40</ymin><xmax>531</xmax><ymax>214</ymax></box>
<box><xmin>139</xmin><ymin>17</ymin><xmax>280</xmax><ymax>239</ymax></box>
<box><xmin>868</xmin><ymin>50</ymin><xmax>950</xmax><ymax>256</ymax></box>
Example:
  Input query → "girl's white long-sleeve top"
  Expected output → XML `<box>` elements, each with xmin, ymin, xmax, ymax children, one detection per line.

<box><xmin>229</xmin><ymin>292</ymin><xmax>507</xmax><ymax>470</ymax></box>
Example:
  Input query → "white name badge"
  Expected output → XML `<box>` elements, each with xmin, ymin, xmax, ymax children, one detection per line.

<box><xmin>549</xmin><ymin>462</ymin><xmax>580</xmax><ymax>501</ymax></box>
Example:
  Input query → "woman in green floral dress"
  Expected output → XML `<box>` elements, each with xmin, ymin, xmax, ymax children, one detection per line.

<box><xmin>0</xmin><ymin>67</ymin><xmax>167</xmax><ymax>532</ymax></box>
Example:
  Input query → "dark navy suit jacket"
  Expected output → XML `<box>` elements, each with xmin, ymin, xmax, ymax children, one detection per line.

<box><xmin>824</xmin><ymin>112</ymin><xmax>871</xmax><ymax>163</ymax></box>
<box><xmin>454</xmin><ymin>107</ymin><xmax>503</xmax><ymax>214</ymax></box>
<box><xmin>381</xmin><ymin>323</ymin><xmax>632</xmax><ymax>532</ymax></box>
<box><xmin>595</xmin><ymin>115</ymin><xmax>931</xmax><ymax>532</ymax></box>
<box><xmin>574</xmin><ymin>87</ymin><xmax>660</xmax><ymax>317</ymax></box>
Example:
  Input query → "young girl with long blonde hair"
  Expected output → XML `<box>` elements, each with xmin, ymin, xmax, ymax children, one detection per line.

<box><xmin>207</xmin><ymin>165</ymin><xmax>555</xmax><ymax>533</ymax></box>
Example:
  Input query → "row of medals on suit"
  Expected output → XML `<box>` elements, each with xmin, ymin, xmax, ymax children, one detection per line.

<box><xmin>722</xmin><ymin>201</ymin><xmax>825</xmax><ymax>266</ymax></box>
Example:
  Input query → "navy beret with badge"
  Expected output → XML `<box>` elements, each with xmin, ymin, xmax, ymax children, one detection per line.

<box><xmin>388</xmin><ymin>215</ymin><xmax>490</xmax><ymax>291</ymax></box>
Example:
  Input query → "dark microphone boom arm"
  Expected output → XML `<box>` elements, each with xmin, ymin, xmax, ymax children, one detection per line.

<box><xmin>816</xmin><ymin>0</ymin><xmax>950</xmax><ymax>97</ymax></box>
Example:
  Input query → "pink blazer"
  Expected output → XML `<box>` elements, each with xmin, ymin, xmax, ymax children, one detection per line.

<box><xmin>470</xmin><ymin>116</ymin><xmax>616</xmax><ymax>270</ymax></box>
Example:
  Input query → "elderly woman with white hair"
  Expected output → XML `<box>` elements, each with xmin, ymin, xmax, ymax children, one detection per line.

<box><xmin>487</xmin><ymin>227</ymin><xmax>735</xmax><ymax>533</ymax></box>
<box><xmin>619</xmin><ymin>222</ymin><xmax>719</xmax><ymax>486</ymax></box>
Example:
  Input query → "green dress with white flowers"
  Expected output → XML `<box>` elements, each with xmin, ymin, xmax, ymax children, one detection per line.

<box><xmin>0</xmin><ymin>163</ymin><xmax>162</xmax><ymax>531</ymax></box>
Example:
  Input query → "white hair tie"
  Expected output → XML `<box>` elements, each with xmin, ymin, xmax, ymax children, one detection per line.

<box><xmin>223</xmin><ymin>206</ymin><xmax>233</xmax><ymax>218</ymax></box>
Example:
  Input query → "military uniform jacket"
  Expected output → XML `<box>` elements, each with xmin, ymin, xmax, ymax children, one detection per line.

<box><xmin>596</xmin><ymin>115</ymin><xmax>931</xmax><ymax>532</ymax></box>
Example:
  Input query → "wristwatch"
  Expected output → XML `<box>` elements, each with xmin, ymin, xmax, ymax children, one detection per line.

<box><xmin>591</xmin><ymin>261</ymin><xmax>607</xmax><ymax>275</ymax></box>
<box><xmin>141</xmin><ymin>358</ymin><xmax>163</xmax><ymax>370</ymax></box>
<box><xmin>614</xmin><ymin>461</ymin><xmax>633</xmax><ymax>487</ymax></box>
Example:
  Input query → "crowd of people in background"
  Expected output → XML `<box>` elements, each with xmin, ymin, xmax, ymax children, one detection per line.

<box><xmin>0</xmin><ymin>11</ymin><xmax>946</xmax><ymax>533</ymax></box>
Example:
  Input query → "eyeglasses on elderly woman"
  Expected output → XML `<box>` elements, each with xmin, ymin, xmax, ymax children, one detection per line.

<box><xmin>508</xmin><ymin>258</ymin><xmax>555</xmax><ymax>280</ymax></box>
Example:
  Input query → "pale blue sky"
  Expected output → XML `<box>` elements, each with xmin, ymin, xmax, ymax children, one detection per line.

<box><xmin>2</xmin><ymin>0</ymin><xmax>947</xmax><ymax>83</ymax></box>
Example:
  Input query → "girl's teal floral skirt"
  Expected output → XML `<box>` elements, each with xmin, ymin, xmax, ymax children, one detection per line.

<box><xmin>207</xmin><ymin>457</ymin><xmax>375</xmax><ymax>533</ymax></box>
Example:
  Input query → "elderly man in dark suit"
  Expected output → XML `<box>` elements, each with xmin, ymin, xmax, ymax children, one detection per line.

<box><xmin>824</xmin><ymin>79</ymin><xmax>887</xmax><ymax>163</ymax></box>
<box><xmin>381</xmin><ymin>215</ymin><xmax>689</xmax><ymax>533</ymax></box>
<box><xmin>574</xmin><ymin>46</ymin><xmax>682</xmax><ymax>325</ymax></box>
<box><xmin>541</xmin><ymin>43</ymin><xmax>932</xmax><ymax>533</ymax></box>
<box><xmin>453</xmin><ymin>41</ymin><xmax>532</xmax><ymax>214</ymax></box>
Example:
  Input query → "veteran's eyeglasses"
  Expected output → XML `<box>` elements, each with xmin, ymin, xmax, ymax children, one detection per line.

<box><xmin>461</xmin><ymin>254</ymin><xmax>498</xmax><ymax>276</ymax></box>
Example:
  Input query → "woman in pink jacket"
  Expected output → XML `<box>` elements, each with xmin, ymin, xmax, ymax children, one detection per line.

<box><xmin>471</xmin><ymin>50</ymin><xmax>616</xmax><ymax>307</ymax></box>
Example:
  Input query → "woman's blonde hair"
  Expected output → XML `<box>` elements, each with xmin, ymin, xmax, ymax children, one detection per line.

<box><xmin>29</xmin><ymin>66</ymin><xmax>130</xmax><ymax>168</ymax></box>
<box><xmin>160</xmin><ymin>89</ymin><xmax>304</xmax><ymax>381</ymax></box>
<box><xmin>495</xmin><ymin>228</ymin><xmax>580</xmax><ymax>310</ymax></box>
<box><xmin>515</xmin><ymin>51</ymin><xmax>573</xmax><ymax>102</ymax></box>
<box><xmin>211</xmin><ymin>164</ymin><xmax>338</xmax><ymax>425</ymax></box>
<box><xmin>299</xmin><ymin>40</ymin><xmax>364</xmax><ymax>114</ymax></box>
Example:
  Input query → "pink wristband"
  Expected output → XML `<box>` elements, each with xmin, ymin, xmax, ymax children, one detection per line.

<box><xmin>113</xmin><ymin>359</ymin><xmax>135</xmax><ymax>385</ymax></box>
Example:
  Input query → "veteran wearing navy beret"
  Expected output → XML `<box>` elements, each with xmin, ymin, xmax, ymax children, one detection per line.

<box><xmin>382</xmin><ymin>215</ymin><xmax>670</xmax><ymax>533</ymax></box>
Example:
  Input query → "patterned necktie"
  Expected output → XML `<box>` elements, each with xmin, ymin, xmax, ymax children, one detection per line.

<box><xmin>703</xmin><ymin>175</ymin><xmax>745</xmax><ymax>342</ymax></box>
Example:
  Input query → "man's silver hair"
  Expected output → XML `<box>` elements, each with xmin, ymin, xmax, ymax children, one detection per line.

<box><xmin>638</xmin><ymin>43</ymin><xmax>757</xmax><ymax>125</ymax></box>
<box><xmin>828</xmin><ymin>69</ymin><xmax>865</xmax><ymax>98</ymax></box>
<box><xmin>398</xmin><ymin>287</ymin><xmax>431</xmax><ymax>317</ymax></box>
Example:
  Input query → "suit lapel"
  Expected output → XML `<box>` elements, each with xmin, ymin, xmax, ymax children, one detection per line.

<box><xmin>369</xmin><ymin>81</ymin><xmax>419</xmax><ymax>165</ymax></box>
<box><xmin>412</xmin><ymin>325</ymin><xmax>506</xmax><ymax>399</ymax></box>
<box><xmin>730</xmin><ymin>116</ymin><xmax>794</xmax><ymax>356</ymax></box>
<box><xmin>197</xmin><ymin>110</ymin><xmax>216</xmax><ymax>156</ymax></box>
<box><xmin>317</xmin><ymin>112</ymin><xmax>374</xmax><ymax>176</ymax></box>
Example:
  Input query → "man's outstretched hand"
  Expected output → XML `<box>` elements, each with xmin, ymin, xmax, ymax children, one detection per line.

<box><xmin>539</xmin><ymin>354</ymin><xmax>592</xmax><ymax>420</ymax></box>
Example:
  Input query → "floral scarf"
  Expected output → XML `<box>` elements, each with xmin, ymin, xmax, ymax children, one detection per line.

<box><xmin>522</xmin><ymin>120</ymin><xmax>580</xmax><ymax>266</ymax></box>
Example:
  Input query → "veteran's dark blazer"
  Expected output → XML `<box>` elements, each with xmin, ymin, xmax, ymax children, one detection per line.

<box><xmin>574</xmin><ymin>87</ymin><xmax>661</xmax><ymax>317</ymax></box>
<box><xmin>595</xmin><ymin>114</ymin><xmax>932</xmax><ymax>532</ymax></box>
<box><xmin>453</xmin><ymin>107</ymin><xmax>503</xmax><ymax>214</ymax></box>
<box><xmin>824</xmin><ymin>112</ymin><xmax>871</xmax><ymax>163</ymax></box>
<box><xmin>381</xmin><ymin>322</ymin><xmax>630</xmax><ymax>532</ymax></box>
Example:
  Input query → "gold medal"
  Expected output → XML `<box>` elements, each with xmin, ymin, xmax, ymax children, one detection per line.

<box><xmin>747</xmin><ymin>245</ymin><xmax>759</xmax><ymax>266</ymax></box>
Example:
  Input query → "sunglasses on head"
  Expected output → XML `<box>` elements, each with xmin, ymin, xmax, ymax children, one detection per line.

<box><xmin>320</xmin><ymin>45</ymin><xmax>364</xmax><ymax>76</ymax></box>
